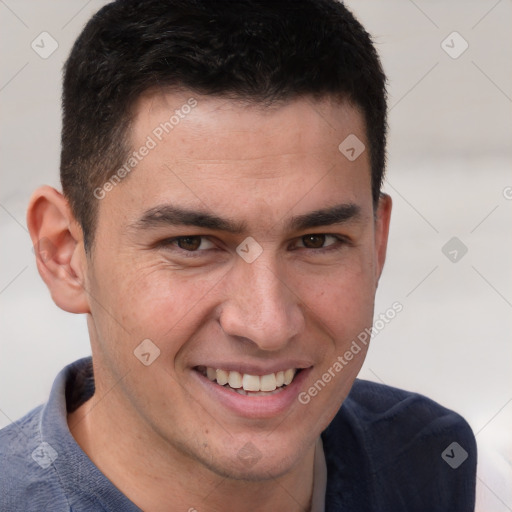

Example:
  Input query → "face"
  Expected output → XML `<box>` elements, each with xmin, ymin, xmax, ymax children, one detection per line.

<box><xmin>82</xmin><ymin>92</ymin><xmax>390</xmax><ymax>480</ymax></box>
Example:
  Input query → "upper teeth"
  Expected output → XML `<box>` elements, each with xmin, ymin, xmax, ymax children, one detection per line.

<box><xmin>205</xmin><ymin>367</ymin><xmax>296</xmax><ymax>392</ymax></box>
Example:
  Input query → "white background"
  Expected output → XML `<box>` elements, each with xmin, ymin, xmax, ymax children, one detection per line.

<box><xmin>1</xmin><ymin>1</ymin><xmax>511</xmax><ymax>510</ymax></box>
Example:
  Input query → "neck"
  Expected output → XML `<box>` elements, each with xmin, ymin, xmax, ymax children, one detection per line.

<box><xmin>67</xmin><ymin>386</ymin><xmax>317</xmax><ymax>512</ymax></box>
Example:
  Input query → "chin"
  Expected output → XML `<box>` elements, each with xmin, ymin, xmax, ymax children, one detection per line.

<box><xmin>209</xmin><ymin>440</ymin><xmax>306</xmax><ymax>482</ymax></box>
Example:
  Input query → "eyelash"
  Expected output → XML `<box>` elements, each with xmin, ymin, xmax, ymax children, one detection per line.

<box><xmin>158</xmin><ymin>234</ymin><xmax>350</xmax><ymax>258</ymax></box>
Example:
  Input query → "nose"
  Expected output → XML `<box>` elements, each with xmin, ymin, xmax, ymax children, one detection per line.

<box><xmin>218</xmin><ymin>257</ymin><xmax>305</xmax><ymax>352</ymax></box>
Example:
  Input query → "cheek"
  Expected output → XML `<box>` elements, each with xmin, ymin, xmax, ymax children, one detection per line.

<box><xmin>293</xmin><ymin>254</ymin><xmax>377</xmax><ymax>336</ymax></box>
<box><xmin>98</xmin><ymin>260</ymin><xmax>224</xmax><ymax>343</ymax></box>
<box><xmin>293</xmin><ymin>264</ymin><xmax>375</xmax><ymax>430</ymax></box>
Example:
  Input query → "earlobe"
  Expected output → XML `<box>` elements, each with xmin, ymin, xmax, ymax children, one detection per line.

<box><xmin>374</xmin><ymin>193</ymin><xmax>392</xmax><ymax>285</ymax></box>
<box><xmin>27</xmin><ymin>186</ymin><xmax>91</xmax><ymax>314</ymax></box>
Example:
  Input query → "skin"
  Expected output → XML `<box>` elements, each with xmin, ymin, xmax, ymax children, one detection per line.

<box><xmin>27</xmin><ymin>92</ymin><xmax>391</xmax><ymax>512</ymax></box>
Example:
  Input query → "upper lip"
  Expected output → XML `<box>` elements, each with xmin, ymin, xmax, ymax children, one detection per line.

<box><xmin>194</xmin><ymin>361</ymin><xmax>313</xmax><ymax>375</ymax></box>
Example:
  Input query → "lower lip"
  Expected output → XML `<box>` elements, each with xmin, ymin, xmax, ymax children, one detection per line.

<box><xmin>191</xmin><ymin>368</ymin><xmax>312</xmax><ymax>419</ymax></box>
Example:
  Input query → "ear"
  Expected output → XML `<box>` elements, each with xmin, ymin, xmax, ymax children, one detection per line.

<box><xmin>373</xmin><ymin>193</ymin><xmax>392</xmax><ymax>286</ymax></box>
<box><xmin>27</xmin><ymin>186</ymin><xmax>91</xmax><ymax>314</ymax></box>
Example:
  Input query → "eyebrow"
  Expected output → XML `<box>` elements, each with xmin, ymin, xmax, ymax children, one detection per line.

<box><xmin>130</xmin><ymin>202</ymin><xmax>362</xmax><ymax>234</ymax></box>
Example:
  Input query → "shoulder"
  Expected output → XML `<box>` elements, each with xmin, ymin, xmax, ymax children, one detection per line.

<box><xmin>342</xmin><ymin>379</ymin><xmax>476</xmax><ymax>445</ymax></box>
<box><xmin>0</xmin><ymin>406</ymin><xmax>70</xmax><ymax>511</ymax></box>
<box><xmin>323</xmin><ymin>379</ymin><xmax>477</xmax><ymax>512</ymax></box>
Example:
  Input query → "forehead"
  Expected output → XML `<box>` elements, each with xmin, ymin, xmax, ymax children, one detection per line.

<box><xmin>130</xmin><ymin>90</ymin><xmax>367</xmax><ymax>164</ymax></box>
<box><xmin>96</xmin><ymin>91</ymin><xmax>372</xmax><ymax>235</ymax></box>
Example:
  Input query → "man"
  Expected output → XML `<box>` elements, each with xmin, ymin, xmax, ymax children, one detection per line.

<box><xmin>0</xmin><ymin>0</ymin><xmax>476</xmax><ymax>510</ymax></box>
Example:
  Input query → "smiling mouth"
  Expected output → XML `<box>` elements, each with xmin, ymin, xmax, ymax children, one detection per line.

<box><xmin>194</xmin><ymin>366</ymin><xmax>302</xmax><ymax>396</ymax></box>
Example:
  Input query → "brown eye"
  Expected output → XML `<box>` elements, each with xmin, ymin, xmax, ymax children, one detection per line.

<box><xmin>301</xmin><ymin>234</ymin><xmax>326</xmax><ymax>249</ymax></box>
<box><xmin>177</xmin><ymin>236</ymin><xmax>202</xmax><ymax>251</ymax></box>
<box><xmin>159</xmin><ymin>235</ymin><xmax>216</xmax><ymax>254</ymax></box>
<box><xmin>295</xmin><ymin>234</ymin><xmax>345</xmax><ymax>252</ymax></box>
